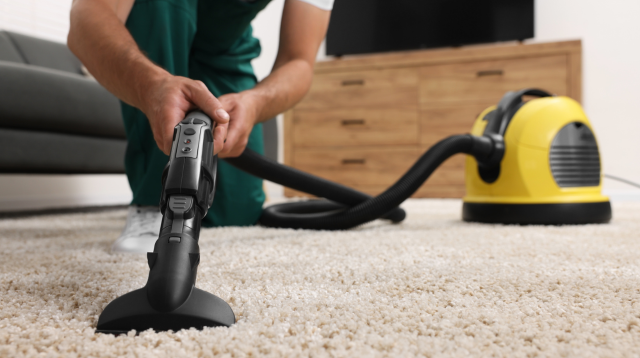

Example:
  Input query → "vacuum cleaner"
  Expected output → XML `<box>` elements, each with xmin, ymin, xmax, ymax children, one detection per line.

<box><xmin>96</xmin><ymin>88</ymin><xmax>610</xmax><ymax>334</ymax></box>
<box><xmin>97</xmin><ymin>115</ymin><xmax>236</xmax><ymax>333</ymax></box>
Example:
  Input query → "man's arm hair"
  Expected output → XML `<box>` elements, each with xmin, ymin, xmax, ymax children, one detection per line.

<box><xmin>68</xmin><ymin>0</ymin><xmax>230</xmax><ymax>155</ymax></box>
<box><xmin>68</xmin><ymin>0</ymin><xmax>166</xmax><ymax>110</ymax></box>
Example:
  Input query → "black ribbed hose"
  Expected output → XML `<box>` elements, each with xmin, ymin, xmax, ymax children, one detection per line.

<box><xmin>225</xmin><ymin>134</ymin><xmax>495</xmax><ymax>230</ymax></box>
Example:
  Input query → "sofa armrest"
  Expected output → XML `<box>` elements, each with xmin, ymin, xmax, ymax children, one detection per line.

<box><xmin>0</xmin><ymin>61</ymin><xmax>125</xmax><ymax>139</ymax></box>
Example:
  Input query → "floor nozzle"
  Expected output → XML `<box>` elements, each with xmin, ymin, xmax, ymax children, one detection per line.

<box><xmin>96</xmin><ymin>286</ymin><xmax>235</xmax><ymax>334</ymax></box>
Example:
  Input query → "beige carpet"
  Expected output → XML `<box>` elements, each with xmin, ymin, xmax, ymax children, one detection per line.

<box><xmin>0</xmin><ymin>199</ymin><xmax>639</xmax><ymax>357</ymax></box>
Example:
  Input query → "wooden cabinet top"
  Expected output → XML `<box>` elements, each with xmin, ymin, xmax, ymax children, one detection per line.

<box><xmin>315</xmin><ymin>40</ymin><xmax>581</xmax><ymax>74</ymax></box>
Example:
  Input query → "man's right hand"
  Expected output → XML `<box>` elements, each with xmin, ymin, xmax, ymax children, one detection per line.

<box><xmin>69</xmin><ymin>0</ymin><xmax>229</xmax><ymax>156</ymax></box>
<box><xmin>139</xmin><ymin>75</ymin><xmax>230</xmax><ymax>155</ymax></box>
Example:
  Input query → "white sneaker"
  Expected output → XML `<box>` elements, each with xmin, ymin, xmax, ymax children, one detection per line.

<box><xmin>112</xmin><ymin>206</ymin><xmax>163</xmax><ymax>254</ymax></box>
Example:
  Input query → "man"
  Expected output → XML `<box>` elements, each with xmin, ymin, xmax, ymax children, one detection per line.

<box><xmin>68</xmin><ymin>0</ymin><xmax>332</xmax><ymax>253</ymax></box>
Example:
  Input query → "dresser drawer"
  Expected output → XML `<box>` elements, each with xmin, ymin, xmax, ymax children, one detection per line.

<box><xmin>292</xmin><ymin>109</ymin><xmax>419</xmax><ymax>147</ymax></box>
<box><xmin>292</xmin><ymin>147</ymin><xmax>418</xmax><ymax>187</ymax></box>
<box><xmin>419</xmin><ymin>55</ymin><xmax>568</xmax><ymax>107</ymax></box>
<box><xmin>296</xmin><ymin>68</ymin><xmax>419</xmax><ymax>110</ymax></box>
<box><xmin>420</xmin><ymin>104</ymin><xmax>490</xmax><ymax>146</ymax></box>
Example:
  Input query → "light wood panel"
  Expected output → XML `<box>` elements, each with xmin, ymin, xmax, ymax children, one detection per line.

<box><xmin>296</xmin><ymin>68</ymin><xmax>419</xmax><ymax>110</ymax></box>
<box><xmin>415</xmin><ymin>105</ymin><xmax>490</xmax><ymax>197</ymax></box>
<box><xmin>292</xmin><ymin>147</ymin><xmax>419</xmax><ymax>188</ymax></box>
<box><xmin>315</xmin><ymin>40</ymin><xmax>580</xmax><ymax>76</ymax></box>
<box><xmin>415</xmin><ymin>153</ymin><xmax>467</xmax><ymax>198</ymax></box>
<box><xmin>419</xmin><ymin>55</ymin><xmax>568</xmax><ymax>107</ymax></box>
<box><xmin>285</xmin><ymin>152</ymin><xmax>468</xmax><ymax>198</ymax></box>
<box><xmin>420</xmin><ymin>104</ymin><xmax>490</xmax><ymax>146</ymax></box>
<box><xmin>292</xmin><ymin>109</ymin><xmax>419</xmax><ymax>147</ymax></box>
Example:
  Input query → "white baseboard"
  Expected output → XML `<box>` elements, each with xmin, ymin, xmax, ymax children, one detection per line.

<box><xmin>0</xmin><ymin>174</ymin><xmax>132</xmax><ymax>212</ymax></box>
<box><xmin>0</xmin><ymin>194</ymin><xmax>132</xmax><ymax>212</ymax></box>
<box><xmin>602</xmin><ymin>189</ymin><xmax>640</xmax><ymax>202</ymax></box>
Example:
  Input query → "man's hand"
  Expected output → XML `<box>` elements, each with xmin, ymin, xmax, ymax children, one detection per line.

<box><xmin>211</xmin><ymin>0</ymin><xmax>330</xmax><ymax>158</ymax></box>
<box><xmin>69</xmin><ymin>0</ymin><xmax>231</xmax><ymax>156</ymax></box>
<box><xmin>217</xmin><ymin>92</ymin><xmax>259</xmax><ymax>158</ymax></box>
<box><xmin>139</xmin><ymin>75</ymin><xmax>230</xmax><ymax>155</ymax></box>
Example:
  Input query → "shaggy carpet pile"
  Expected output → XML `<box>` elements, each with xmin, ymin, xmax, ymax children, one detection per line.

<box><xmin>0</xmin><ymin>199</ymin><xmax>639</xmax><ymax>357</ymax></box>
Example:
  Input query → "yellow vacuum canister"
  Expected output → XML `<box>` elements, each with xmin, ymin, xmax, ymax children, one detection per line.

<box><xmin>463</xmin><ymin>89</ymin><xmax>611</xmax><ymax>224</ymax></box>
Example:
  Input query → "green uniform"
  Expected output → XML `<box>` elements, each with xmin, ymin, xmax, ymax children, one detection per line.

<box><xmin>122</xmin><ymin>0</ymin><xmax>271</xmax><ymax>227</ymax></box>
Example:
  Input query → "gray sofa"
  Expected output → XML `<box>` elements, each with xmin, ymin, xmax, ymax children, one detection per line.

<box><xmin>0</xmin><ymin>31</ymin><xmax>277</xmax><ymax>174</ymax></box>
<box><xmin>0</xmin><ymin>31</ymin><xmax>126</xmax><ymax>173</ymax></box>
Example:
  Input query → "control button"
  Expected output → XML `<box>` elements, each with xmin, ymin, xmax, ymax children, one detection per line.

<box><xmin>184</xmin><ymin>139</ymin><xmax>191</xmax><ymax>144</ymax></box>
<box><xmin>169</xmin><ymin>237</ymin><xmax>181</xmax><ymax>243</ymax></box>
<box><xmin>184</xmin><ymin>128</ymin><xmax>196</xmax><ymax>135</ymax></box>
<box><xmin>193</xmin><ymin>119</ymin><xmax>204</xmax><ymax>124</ymax></box>
<box><xmin>181</xmin><ymin>119</ymin><xmax>192</xmax><ymax>124</ymax></box>
<box><xmin>182</xmin><ymin>147</ymin><xmax>192</xmax><ymax>153</ymax></box>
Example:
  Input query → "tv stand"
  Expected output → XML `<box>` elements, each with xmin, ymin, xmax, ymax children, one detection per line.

<box><xmin>284</xmin><ymin>40</ymin><xmax>582</xmax><ymax>198</ymax></box>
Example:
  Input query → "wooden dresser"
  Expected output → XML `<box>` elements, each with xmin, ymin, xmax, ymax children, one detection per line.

<box><xmin>283</xmin><ymin>41</ymin><xmax>582</xmax><ymax>198</ymax></box>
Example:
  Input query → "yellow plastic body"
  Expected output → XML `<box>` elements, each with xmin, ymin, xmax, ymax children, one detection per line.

<box><xmin>464</xmin><ymin>96</ymin><xmax>609</xmax><ymax>204</ymax></box>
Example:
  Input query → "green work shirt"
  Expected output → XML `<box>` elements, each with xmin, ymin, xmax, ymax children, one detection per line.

<box><xmin>121</xmin><ymin>0</ymin><xmax>272</xmax><ymax>227</ymax></box>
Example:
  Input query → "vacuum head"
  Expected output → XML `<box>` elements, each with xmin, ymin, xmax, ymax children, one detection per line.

<box><xmin>463</xmin><ymin>89</ymin><xmax>611</xmax><ymax>224</ymax></box>
<box><xmin>97</xmin><ymin>111</ymin><xmax>235</xmax><ymax>334</ymax></box>
<box><xmin>96</xmin><ymin>287</ymin><xmax>235</xmax><ymax>334</ymax></box>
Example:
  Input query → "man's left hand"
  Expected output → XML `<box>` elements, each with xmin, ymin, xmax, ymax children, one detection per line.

<box><xmin>217</xmin><ymin>92</ymin><xmax>260</xmax><ymax>158</ymax></box>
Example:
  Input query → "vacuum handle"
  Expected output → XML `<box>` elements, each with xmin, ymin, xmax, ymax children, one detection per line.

<box><xmin>477</xmin><ymin>69</ymin><xmax>503</xmax><ymax>77</ymax></box>
<box><xmin>341</xmin><ymin>79</ymin><xmax>365</xmax><ymax>86</ymax></box>
<box><xmin>161</xmin><ymin>111</ymin><xmax>217</xmax><ymax>216</ymax></box>
<box><xmin>494</xmin><ymin>88</ymin><xmax>553</xmax><ymax>136</ymax></box>
<box><xmin>341</xmin><ymin>119</ymin><xmax>366</xmax><ymax>126</ymax></box>
<box><xmin>147</xmin><ymin>111</ymin><xmax>217</xmax><ymax>312</ymax></box>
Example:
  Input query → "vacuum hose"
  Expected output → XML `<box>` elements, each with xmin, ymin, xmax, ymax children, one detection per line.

<box><xmin>225</xmin><ymin>134</ymin><xmax>500</xmax><ymax>230</ymax></box>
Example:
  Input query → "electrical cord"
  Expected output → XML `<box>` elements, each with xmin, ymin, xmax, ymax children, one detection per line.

<box><xmin>604</xmin><ymin>174</ymin><xmax>640</xmax><ymax>190</ymax></box>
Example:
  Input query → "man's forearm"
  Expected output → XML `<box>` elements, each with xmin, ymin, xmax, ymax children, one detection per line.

<box><xmin>240</xmin><ymin>0</ymin><xmax>329</xmax><ymax>124</ymax></box>
<box><xmin>68</xmin><ymin>0</ymin><xmax>168</xmax><ymax>110</ymax></box>
<box><xmin>243</xmin><ymin>58</ymin><xmax>314</xmax><ymax>123</ymax></box>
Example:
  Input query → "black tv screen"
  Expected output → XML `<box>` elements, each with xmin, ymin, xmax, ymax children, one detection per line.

<box><xmin>326</xmin><ymin>0</ymin><xmax>534</xmax><ymax>56</ymax></box>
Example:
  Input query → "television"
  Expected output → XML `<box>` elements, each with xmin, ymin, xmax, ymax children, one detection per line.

<box><xmin>326</xmin><ymin>0</ymin><xmax>535</xmax><ymax>56</ymax></box>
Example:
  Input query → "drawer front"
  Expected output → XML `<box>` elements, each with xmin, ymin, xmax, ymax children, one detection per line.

<box><xmin>292</xmin><ymin>147</ymin><xmax>419</xmax><ymax>187</ymax></box>
<box><xmin>420</xmin><ymin>104</ymin><xmax>490</xmax><ymax>146</ymax></box>
<box><xmin>419</xmin><ymin>55</ymin><xmax>568</xmax><ymax>107</ymax></box>
<box><xmin>287</xmin><ymin>148</ymin><xmax>467</xmax><ymax>198</ymax></box>
<box><xmin>292</xmin><ymin>109</ymin><xmax>419</xmax><ymax>147</ymax></box>
<box><xmin>297</xmin><ymin>68</ymin><xmax>419</xmax><ymax>110</ymax></box>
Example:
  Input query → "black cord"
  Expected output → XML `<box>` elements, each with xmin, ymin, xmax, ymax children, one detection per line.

<box><xmin>604</xmin><ymin>174</ymin><xmax>640</xmax><ymax>190</ymax></box>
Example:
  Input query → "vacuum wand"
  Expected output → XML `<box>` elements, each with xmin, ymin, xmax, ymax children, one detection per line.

<box><xmin>96</xmin><ymin>112</ymin><xmax>235</xmax><ymax>334</ymax></box>
<box><xmin>148</xmin><ymin>112</ymin><xmax>217</xmax><ymax>312</ymax></box>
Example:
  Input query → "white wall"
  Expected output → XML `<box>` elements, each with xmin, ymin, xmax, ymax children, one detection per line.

<box><xmin>0</xmin><ymin>0</ymin><xmax>71</xmax><ymax>43</ymax></box>
<box><xmin>1</xmin><ymin>0</ymin><xmax>639</xmax><ymax>211</ymax></box>
<box><xmin>534</xmin><ymin>0</ymin><xmax>640</xmax><ymax>198</ymax></box>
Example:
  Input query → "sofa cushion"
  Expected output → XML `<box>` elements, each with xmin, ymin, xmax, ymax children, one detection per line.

<box><xmin>0</xmin><ymin>128</ymin><xmax>126</xmax><ymax>174</ymax></box>
<box><xmin>0</xmin><ymin>61</ymin><xmax>125</xmax><ymax>139</ymax></box>
<box><xmin>5</xmin><ymin>31</ymin><xmax>83</xmax><ymax>75</ymax></box>
<box><xmin>0</xmin><ymin>32</ymin><xmax>25</xmax><ymax>63</ymax></box>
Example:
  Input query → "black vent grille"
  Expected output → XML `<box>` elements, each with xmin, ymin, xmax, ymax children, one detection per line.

<box><xmin>550</xmin><ymin>145</ymin><xmax>601</xmax><ymax>187</ymax></box>
<box><xmin>549</xmin><ymin>122</ymin><xmax>601</xmax><ymax>188</ymax></box>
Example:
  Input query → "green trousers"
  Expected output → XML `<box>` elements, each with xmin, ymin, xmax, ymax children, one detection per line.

<box><xmin>122</xmin><ymin>0</ymin><xmax>271</xmax><ymax>227</ymax></box>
